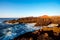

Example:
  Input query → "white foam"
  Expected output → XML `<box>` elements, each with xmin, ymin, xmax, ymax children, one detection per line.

<box><xmin>6</xmin><ymin>31</ymin><xmax>12</xmax><ymax>36</ymax></box>
<box><xmin>0</xmin><ymin>22</ymin><xmax>2</xmax><ymax>23</ymax></box>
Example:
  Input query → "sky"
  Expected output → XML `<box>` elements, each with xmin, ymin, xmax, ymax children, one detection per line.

<box><xmin>0</xmin><ymin>0</ymin><xmax>60</xmax><ymax>18</ymax></box>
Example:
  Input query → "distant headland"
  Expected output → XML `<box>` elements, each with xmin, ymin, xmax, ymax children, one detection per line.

<box><xmin>3</xmin><ymin>15</ymin><xmax>60</xmax><ymax>26</ymax></box>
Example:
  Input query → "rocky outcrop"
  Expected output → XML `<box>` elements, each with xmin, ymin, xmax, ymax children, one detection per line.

<box><xmin>14</xmin><ymin>28</ymin><xmax>60</xmax><ymax>40</ymax></box>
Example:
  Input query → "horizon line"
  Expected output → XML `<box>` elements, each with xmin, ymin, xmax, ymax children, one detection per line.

<box><xmin>0</xmin><ymin>15</ymin><xmax>60</xmax><ymax>18</ymax></box>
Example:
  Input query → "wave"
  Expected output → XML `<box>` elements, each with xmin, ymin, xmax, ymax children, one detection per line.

<box><xmin>0</xmin><ymin>23</ymin><xmax>40</xmax><ymax>40</ymax></box>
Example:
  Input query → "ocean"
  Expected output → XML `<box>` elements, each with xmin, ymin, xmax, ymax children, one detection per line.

<box><xmin>0</xmin><ymin>18</ymin><xmax>40</xmax><ymax>40</ymax></box>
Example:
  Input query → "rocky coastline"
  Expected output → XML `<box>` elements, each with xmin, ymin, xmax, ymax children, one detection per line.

<box><xmin>14</xmin><ymin>27</ymin><xmax>60</xmax><ymax>40</ymax></box>
<box><xmin>3</xmin><ymin>15</ymin><xmax>60</xmax><ymax>40</ymax></box>
<box><xmin>3</xmin><ymin>15</ymin><xmax>60</xmax><ymax>26</ymax></box>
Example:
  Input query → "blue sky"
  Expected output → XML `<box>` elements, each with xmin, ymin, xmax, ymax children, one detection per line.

<box><xmin>0</xmin><ymin>0</ymin><xmax>60</xmax><ymax>18</ymax></box>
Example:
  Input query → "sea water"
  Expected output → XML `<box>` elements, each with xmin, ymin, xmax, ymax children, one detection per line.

<box><xmin>0</xmin><ymin>18</ymin><xmax>41</xmax><ymax>40</ymax></box>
